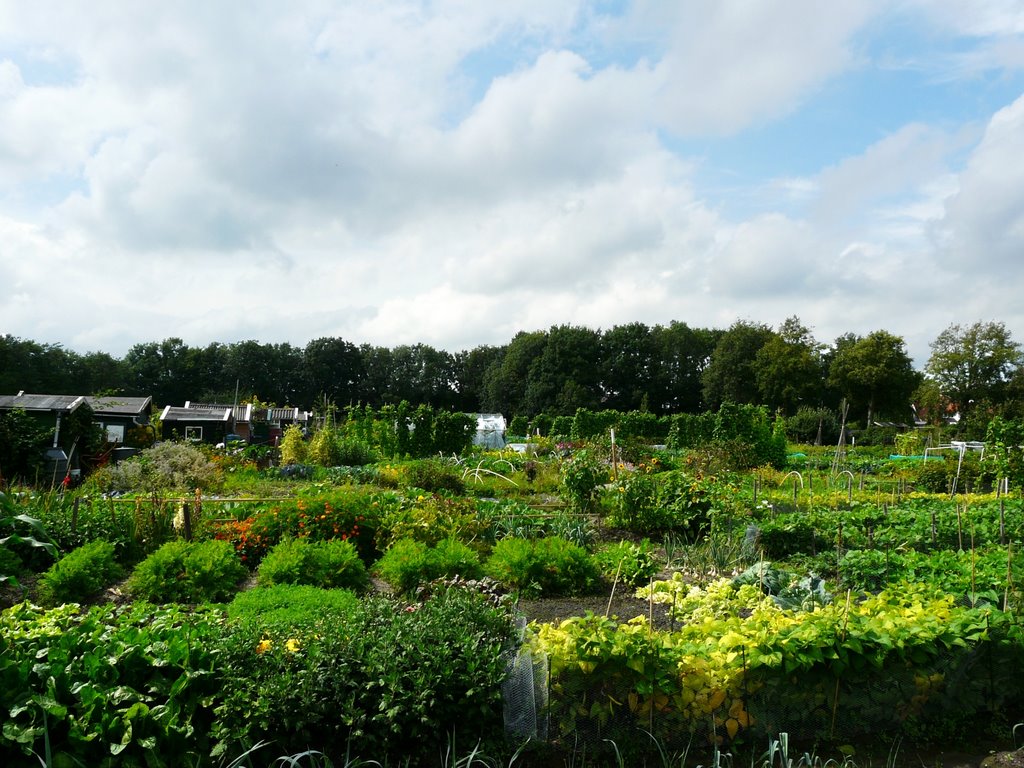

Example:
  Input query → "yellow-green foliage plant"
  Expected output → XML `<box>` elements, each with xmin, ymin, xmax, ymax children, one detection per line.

<box><xmin>533</xmin><ymin>579</ymin><xmax>1024</xmax><ymax>751</ymax></box>
<box><xmin>279</xmin><ymin>424</ymin><xmax>307</xmax><ymax>465</ymax></box>
<box><xmin>307</xmin><ymin>428</ymin><xmax>341</xmax><ymax>467</ymax></box>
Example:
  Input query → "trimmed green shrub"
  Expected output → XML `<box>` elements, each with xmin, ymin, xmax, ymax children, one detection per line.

<box><xmin>373</xmin><ymin>538</ymin><xmax>483</xmax><ymax>594</ymax></box>
<box><xmin>531</xmin><ymin>413</ymin><xmax>554</xmax><ymax>437</ymax></box>
<box><xmin>257</xmin><ymin>538</ymin><xmax>369</xmax><ymax>591</ymax></box>
<box><xmin>785</xmin><ymin>406</ymin><xmax>840</xmax><ymax>444</ymax></box>
<box><xmin>550</xmin><ymin>415</ymin><xmax>573</xmax><ymax>437</ymax></box>
<box><xmin>35</xmin><ymin>539</ymin><xmax>123</xmax><ymax>606</ymax></box>
<box><xmin>485</xmin><ymin>536</ymin><xmax>599</xmax><ymax>596</ymax></box>
<box><xmin>508</xmin><ymin>415</ymin><xmax>529</xmax><ymax>437</ymax></box>
<box><xmin>667</xmin><ymin>403</ymin><xmax>786</xmax><ymax>469</ymax></box>
<box><xmin>127</xmin><ymin>539</ymin><xmax>246</xmax><ymax>603</ymax></box>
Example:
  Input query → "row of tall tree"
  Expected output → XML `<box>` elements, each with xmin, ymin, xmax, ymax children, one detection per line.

<box><xmin>2</xmin><ymin>318</ymin><xmax>1021</xmax><ymax>429</ymax></box>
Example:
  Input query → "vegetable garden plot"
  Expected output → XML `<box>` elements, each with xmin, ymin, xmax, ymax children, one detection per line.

<box><xmin>528</xmin><ymin>583</ymin><xmax>1024</xmax><ymax>757</ymax></box>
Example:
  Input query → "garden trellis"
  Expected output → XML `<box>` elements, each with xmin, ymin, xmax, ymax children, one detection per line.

<box><xmin>924</xmin><ymin>440</ymin><xmax>986</xmax><ymax>496</ymax></box>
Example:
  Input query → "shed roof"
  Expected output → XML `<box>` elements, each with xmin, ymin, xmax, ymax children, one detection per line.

<box><xmin>86</xmin><ymin>396</ymin><xmax>153</xmax><ymax>417</ymax></box>
<box><xmin>181</xmin><ymin>402</ymin><xmax>308</xmax><ymax>423</ymax></box>
<box><xmin>160</xmin><ymin>406</ymin><xmax>232</xmax><ymax>422</ymax></box>
<box><xmin>0</xmin><ymin>393</ymin><xmax>86</xmax><ymax>412</ymax></box>
<box><xmin>185</xmin><ymin>402</ymin><xmax>252</xmax><ymax>422</ymax></box>
<box><xmin>258</xmin><ymin>406</ymin><xmax>308</xmax><ymax>422</ymax></box>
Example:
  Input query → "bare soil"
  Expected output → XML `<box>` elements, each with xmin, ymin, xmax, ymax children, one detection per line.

<box><xmin>517</xmin><ymin>585</ymin><xmax>676</xmax><ymax>630</ymax></box>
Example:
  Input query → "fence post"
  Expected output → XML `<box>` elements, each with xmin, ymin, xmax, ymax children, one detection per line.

<box><xmin>182</xmin><ymin>488</ymin><xmax>198</xmax><ymax>542</ymax></box>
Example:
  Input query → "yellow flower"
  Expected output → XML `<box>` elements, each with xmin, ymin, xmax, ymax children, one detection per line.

<box><xmin>256</xmin><ymin>639</ymin><xmax>272</xmax><ymax>654</ymax></box>
<box><xmin>285</xmin><ymin>638</ymin><xmax>301</xmax><ymax>653</ymax></box>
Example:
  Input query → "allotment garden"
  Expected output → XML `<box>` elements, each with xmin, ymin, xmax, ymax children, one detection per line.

<box><xmin>2</xmin><ymin>404</ymin><xmax>1024</xmax><ymax>767</ymax></box>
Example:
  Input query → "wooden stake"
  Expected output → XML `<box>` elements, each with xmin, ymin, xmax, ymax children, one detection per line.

<box><xmin>605</xmin><ymin>559</ymin><xmax>623</xmax><ymax>618</ymax></box>
<box><xmin>970</xmin><ymin>523</ymin><xmax>976</xmax><ymax>597</ymax></box>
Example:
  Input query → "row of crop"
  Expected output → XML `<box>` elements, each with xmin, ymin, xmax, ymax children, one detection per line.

<box><xmin>533</xmin><ymin>581</ymin><xmax>1024</xmax><ymax>757</ymax></box>
<box><xmin>1</xmin><ymin>586</ymin><xmax>516</xmax><ymax>766</ymax></box>
<box><xmin>748</xmin><ymin>498</ymin><xmax>1024</xmax><ymax>558</ymax></box>
<box><xmin>333</xmin><ymin>403</ymin><xmax>478</xmax><ymax>459</ymax></box>
<box><xmin>15</xmin><ymin>485</ymin><xmax>669</xmax><ymax>608</ymax></box>
<box><xmin>838</xmin><ymin>546</ymin><xmax>1020</xmax><ymax>597</ymax></box>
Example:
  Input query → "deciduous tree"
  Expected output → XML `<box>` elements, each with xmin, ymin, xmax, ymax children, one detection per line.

<box><xmin>829</xmin><ymin>330</ymin><xmax>919</xmax><ymax>428</ymax></box>
<box><xmin>702</xmin><ymin>320</ymin><xmax>775</xmax><ymax>409</ymax></box>
<box><xmin>753</xmin><ymin>317</ymin><xmax>824</xmax><ymax>415</ymax></box>
<box><xmin>925</xmin><ymin>321</ymin><xmax>1022</xmax><ymax>416</ymax></box>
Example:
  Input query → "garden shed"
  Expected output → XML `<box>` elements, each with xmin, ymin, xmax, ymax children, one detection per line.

<box><xmin>252</xmin><ymin>406</ymin><xmax>310</xmax><ymax>445</ymax></box>
<box><xmin>0</xmin><ymin>392</ymin><xmax>87</xmax><ymax>479</ymax></box>
<box><xmin>85</xmin><ymin>395</ymin><xmax>153</xmax><ymax>445</ymax></box>
<box><xmin>159</xmin><ymin>405</ymin><xmax>232</xmax><ymax>444</ymax></box>
<box><xmin>185</xmin><ymin>401</ymin><xmax>252</xmax><ymax>440</ymax></box>
<box><xmin>182</xmin><ymin>402</ymin><xmax>310</xmax><ymax>445</ymax></box>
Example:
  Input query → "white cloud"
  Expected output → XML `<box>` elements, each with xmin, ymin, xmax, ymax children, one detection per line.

<box><xmin>907</xmin><ymin>0</ymin><xmax>1024</xmax><ymax>38</ymax></box>
<box><xmin>1</xmin><ymin>1</ymin><xmax>1023</xmax><ymax>369</ymax></box>
<box><xmin>812</xmin><ymin>123</ymin><xmax>964</xmax><ymax>228</ymax></box>
<box><xmin>645</xmin><ymin>1</ymin><xmax>878</xmax><ymax>136</ymax></box>
<box><xmin>937</xmin><ymin>93</ymin><xmax>1024</xmax><ymax>274</ymax></box>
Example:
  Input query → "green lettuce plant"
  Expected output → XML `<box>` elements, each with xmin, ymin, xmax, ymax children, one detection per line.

<box><xmin>127</xmin><ymin>539</ymin><xmax>246</xmax><ymax>603</ymax></box>
<box><xmin>257</xmin><ymin>537</ymin><xmax>369</xmax><ymax>591</ymax></box>
<box><xmin>373</xmin><ymin>538</ymin><xmax>483</xmax><ymax>594</ymax></box>
<box><xmin>485</xmin><ymin>536</ymin><xmax>599</xmax><ymax>597</ymax></box>
<box><xmin>35</xmin><ymin>539</ymin><xmax>123</xmax><ymax>606</ymax></box>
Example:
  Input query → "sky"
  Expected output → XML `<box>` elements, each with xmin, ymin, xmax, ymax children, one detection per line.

<box><xmin>2</xmin><ymin>1</ymin><xmax>1024</xmax><ymax>367</ymax></box>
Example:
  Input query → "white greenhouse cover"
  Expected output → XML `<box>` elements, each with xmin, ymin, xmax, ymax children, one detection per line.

<box><xmin>474</xmin><ymin>413</ymin><xmax>507</xmax><ymax>449</ymax></box>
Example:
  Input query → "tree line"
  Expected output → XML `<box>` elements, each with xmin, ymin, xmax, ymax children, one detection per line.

<box><xmin>2</xmin><ymin>318</ymin><xmax>1022</xmax><ymax>432</ymax></box>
